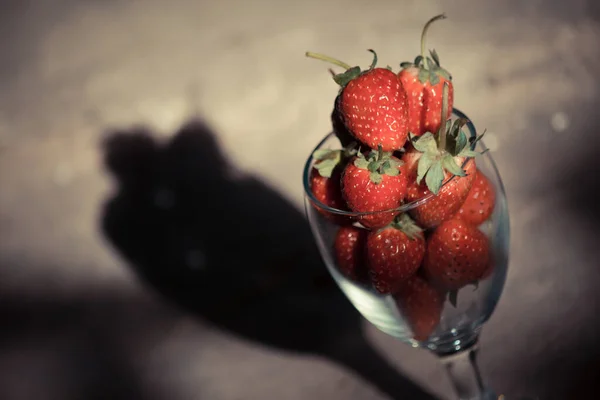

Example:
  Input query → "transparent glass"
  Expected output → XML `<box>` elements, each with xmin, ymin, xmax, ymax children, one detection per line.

<box><xmin>303</xmin><ymin>109</ymin><xmax>510</xmax><ymax>400</ymax></box>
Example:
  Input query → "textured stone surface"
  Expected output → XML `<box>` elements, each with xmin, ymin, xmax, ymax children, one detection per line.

<box><xmin>1</xmin><ymin>0</ymin><xmax>600</xmax><ymax>399</ymax></box>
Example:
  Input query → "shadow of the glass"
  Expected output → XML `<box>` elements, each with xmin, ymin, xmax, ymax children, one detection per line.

<box><xmin>100</xmin><ymin>118</ymin><xmax>439</xmax><ymax>400</ymax></box>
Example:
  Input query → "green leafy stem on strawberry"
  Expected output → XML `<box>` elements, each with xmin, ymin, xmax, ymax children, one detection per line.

<box><xmin>354</xmin><ymin>145</ymin><xmax>403</xmax><ymax>185</ymax></box>
<box><xmin>305</xmin><ymin>49</ymin><xmax>391</xmax><ymax>89</ymax></box>
<box><xmin>384</xmin><ymin>212</ymin><xmax>423</xmax><ymax>239</ymax></box>
<box><xmin>399</xmin><ymin>13</ymin><xmax>452</xmax><ymax>85</ymax></box>
<box><xmin>409</xmin><ymin>82</ymin><xmax>486</xmax><ymax>194</ymax></box>
<box><xmin>312</xmin><ymin>142</ymin><xmax>358</xmax><ymax>178</ymax></box>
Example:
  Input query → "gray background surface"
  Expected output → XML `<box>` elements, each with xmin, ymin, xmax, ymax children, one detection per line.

<box><xmin>1</xmin><ymin>1</ymin><xmax>600</xmax><ymax>399</ymax></box>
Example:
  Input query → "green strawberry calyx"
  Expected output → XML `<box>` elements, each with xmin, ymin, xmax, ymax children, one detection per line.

<box><xmin>399</xmin><ymin>14</ymin><xmax>452</xmax><ymax>85</ymax></box>
<box><xmin>409</xmin><ymin>82</ymin><xmax>486</xmax><ymax>194</ymax></box>
<box><xmin>354</xmin><ymin>145</ymin><xmax>403</xmax><ymax>185</ymax></box>
<box><xmin>305</xmin><ymin>49</ymin><xmax>380</xmax><ymax>88</ymax></box>
<box><xmin>389</xmin><ymin>213</ymin><xmax>423</xmax><ymax>240</ymax></box>
<box><xmin>312</xmin><ymin>143</ymin><xmax>358</xmax><ymax>178</ymax></box>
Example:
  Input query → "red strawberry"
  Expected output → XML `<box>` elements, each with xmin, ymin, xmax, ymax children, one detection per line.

<box><xmin>341</xmin><ymin>148</ymin><xmax>408</xmax><ymax>229</ymax></box>
<box><xmin>310</xmin><ymin>168</ymin><xmax>349</xmax><ymax>224</ymax></box>
<box><xmin>452</xmin><ymin>169</ymin><xmax>496</xmax><ymax>226</ymax></box>
<box><xmin>338</xmin><ymin>68</ymin><xmax>409</xmax><ymax>151</ymax></box>
<box><xmin>423</xmin><ymin>218</ymin><xmax>491</xmax><ymax>290</ymax></box>
<box><xmin>406</xmin><ymin>156</ymin><xmax>476</xmax><ymax>228</ymax></box>
<box><xmin>402</xmin><ymin>83</ymin><xmax>483</xmax><ymax>228</ymax></box>
<box><xmin>394</xmin><ymin>276</ymin><xmax>444</xmax><ymax>341</ymax></box>
<box><xmin>366</xmin><ymin>214</ymin><xmax>425</xmax><ymax>294</ymax></box>
<box><xmin>307</xmin><ymin>50</ymin><xmax>409</xmax><ymax>151</ymax></box>
<box><xmin>398</xmin><ymin>14</ymin><xmax>453</xmax><ymax>136</ymax></box>
<box><xmin>334</xmin><ymin>225</ymin><xmax>368</xmax><ymax>281</ymax></box>
<box><xmin>309</xmin><ymin>148</ymin><xmax>354</xmax><ymax>224</ymax></box>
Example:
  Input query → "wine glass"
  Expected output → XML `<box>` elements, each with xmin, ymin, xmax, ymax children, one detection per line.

<box><xmin>303</xmin><ymin>108</ymin><xmax>509</xmax><ymax>400</ymax></box>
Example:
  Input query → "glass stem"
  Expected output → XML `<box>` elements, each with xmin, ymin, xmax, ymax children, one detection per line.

<box><xmin>439</xmin><ymin>345</ymin><xmax>496</xmax><ymax>400</ymax></box>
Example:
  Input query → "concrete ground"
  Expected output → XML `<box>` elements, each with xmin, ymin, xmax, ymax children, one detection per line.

<box><xmin>1</xmin><ymin>0</ymin><xmax>600</xmax><ymax>399</ymax></box>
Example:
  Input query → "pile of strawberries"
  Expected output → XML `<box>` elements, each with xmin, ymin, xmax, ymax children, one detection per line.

<box><xmin>307</xmin><ymin>14</ymin><xmax>497</xmax><ymax>341</ymax></box>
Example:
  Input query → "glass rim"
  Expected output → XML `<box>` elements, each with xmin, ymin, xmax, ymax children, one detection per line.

<box><xmin>302</xmin><ymin>108</ymin><xmax>488</xmax><ymax>216</ymax></box>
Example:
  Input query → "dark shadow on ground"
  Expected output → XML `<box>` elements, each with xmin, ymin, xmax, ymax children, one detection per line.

<box><xmin>100</xmin><ymin>118</ymin><xmax>438</xmax><ymax>400</ymax></box>
<box><xmin>0</xmin><ymin>294</ymin><xmax>160</xmax><ymax>400</ymax></box>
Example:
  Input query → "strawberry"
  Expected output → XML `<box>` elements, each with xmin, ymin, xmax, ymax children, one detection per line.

<box><xmin>334</xmin><ymin>225</ymin><xmax>368</xmax><ymax>281</ymax></box>
<box><xmin>406</xmin><ymin>155</ymin><xmax>476</xmax><ymax>228</ymax></box>
<box><xmin>402</xmin><ymin>83</ymin><xmax>484</xmax><ymax>228</ymax></box>
<box><xmin>399</xmin><ymin>14</ymin><xmax>453</xmax><ymax>136</ymax></box>
<box><xmin>310</xmin><ymin>168</ymin><xmax>349</xmax><ymax>224</ymax></box>
<box><xmin>341</xmin><ymin>147</ymin><xmax>408</xmax><ymax>229</ymax></box>
<box><xmin>452</xmin><ymin>169</ymin><xmax>496</xmax><ymax>226</ymax></box>
<box><xmin>366</xmin><ymin>214</ymin><xmax>425</xmax><ymax>294</ymax></box>
<box><xmin>423</xmin><ymin>218</ymin><xmax>491</xmax><ymax>290</ymax></box>
<box><xmin>307</xmin><ymin>50</ymin><xmax>409</xmax><ymax>152</ymax></box>
<box><xmin>309</xmin><ymin>148</ymin><xmax>354</xmax><ymax>224</ymax></box>
<box><xmin>394</xmin><ymin>276</ymin><xmax>444</xmax><ymax>341</ymax></box>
